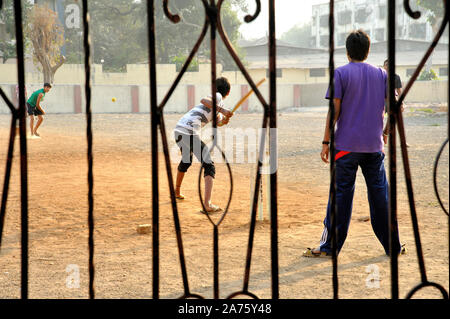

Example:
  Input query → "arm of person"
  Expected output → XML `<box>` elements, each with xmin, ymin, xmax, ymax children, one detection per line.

<box><xmin>217</xmin><ymin>113</ymin><xmax>230</xmax><ymax>127</ymax></box>
<box><xmin>383</xmin><ymin>89</ymin><xmax>405</xmax><ymax>144</ymax></box>
<box><xmin>396</xmin><ymin>88</ymin><xmax>404</xmax><ymax>112</ymax></box>
<box><xmin>36</xmin><ymin>93</ymin><xmax>46</xmax><ymax>114</ymax></box>
<box><xmin>200</xmin><ymin>96</ymin><xmax>233</xmax><ymax>118</ymax></box>
<box><xmin>321</xmin><ymin>98</ymin><xmax>341</xmax><ymax>164</ymax></box>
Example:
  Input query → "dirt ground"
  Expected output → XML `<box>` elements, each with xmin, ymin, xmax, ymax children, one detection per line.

<box><xmin>0</xmin><ymin>104</ymin><xmax>448</xmax><ymax>299</ymax></box>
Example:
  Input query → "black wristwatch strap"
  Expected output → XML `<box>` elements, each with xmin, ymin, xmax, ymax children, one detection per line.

<box><xmin>322</xmin><ymin>141</ymin><xmax>330</xmax><ymax>145</ymax></box>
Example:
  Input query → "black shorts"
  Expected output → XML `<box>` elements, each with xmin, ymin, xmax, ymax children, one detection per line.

<box><xmin>27</xmin><ymin>102</ymin><xmax>43</xmax><ymax>116</ymax></box>
<box><xmin>175</xmin><ymin>132</ymin><xmax>215</xmax><ymax>178</ymax></box>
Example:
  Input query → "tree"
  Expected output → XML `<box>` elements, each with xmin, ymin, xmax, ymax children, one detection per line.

<box><xmin>416</xmin><ymin>0</ymin><xmax>444</xmax><ymax>34</ymax></box>
<box><xmin>0</xmin><ymin>0</ymin><xmax>32</xmax><ymax>63</ymax></box>
<box><xmin>281</xmin><ymin>23</ymin><xmax>312</xmax><ymax>47</ymax></box>
<box><xmin>63</xmin><ymin>0</ymin><xmax>247</xmax><ymax>72</ymax></box>
<box><xmin>154</xmin><ymin>0</ymin><xmax>248</xmax><ymax>71</ymax></box>
<box><xmin>26</xmin><ymin>4</ymin><xmax>66</xmax><ymax>83</ymax></box>
<box><xmin>418</xmin><ymin>68</ymin><xmax>439</xmax><ymax>81</ymax></box>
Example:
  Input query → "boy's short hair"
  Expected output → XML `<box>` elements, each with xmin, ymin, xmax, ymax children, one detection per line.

<box><xmin>346</xmin><ymin>30</ymin><xmax>370</xmax><ymax>62</ymax></box>
<box><xmin>383</xmin><ymin>59</ymin><xmax>389</xmax><ymax>66</ymax></box>
<box><xmin>216</xmin><ymin>77</ymin><xmax>230</xmax><ymax>97</ymax></box>
<box><xmin>44</xmin><ymin>83</ymin><xmax>52</xmax><ymax>88</ymax></box>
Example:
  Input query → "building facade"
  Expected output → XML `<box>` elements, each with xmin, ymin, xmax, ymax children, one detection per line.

<box><xmin>311</xmin><ymin>0</ymin><xmax>446</xmax><ymax>48</ymax></box>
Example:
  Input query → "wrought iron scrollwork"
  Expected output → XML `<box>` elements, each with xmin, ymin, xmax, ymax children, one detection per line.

<box><xmin>163</xmin><ymin>0</ymin><xmax>181</xmax><ymax>23</ymax></box>
<box><xmin>387</xmin><ymin>0</ymin><xmax>449</xmax><ymax>300</ymax></box>
<box><xmin>243</xmin><ymin>0</ymin><xmax>261</xmax><ymax>23</ymax></box>
<box><xmin>403</xmin><ymin>0</ymin><xmax>421</xmax><ymax>19</ymax></box>
<box><xmin>433</xmin><ymin>139</ymin><xmax>449</xmax><ymax>216</ymax></box>
<box><xmin>149</xmin><ymin>0</ymin><xmax>278</xmax><ymax>299</ymax></box>
<box><xmin>1</xmin><ymin>0</ymin><xmax>449</xmax><ymax>300</ymax></box>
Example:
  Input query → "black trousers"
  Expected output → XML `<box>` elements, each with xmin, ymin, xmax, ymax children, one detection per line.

<box><xmin>175</xmin><ymin>132</ymin><xmax>215</xmax><ymax>178</ymax></box>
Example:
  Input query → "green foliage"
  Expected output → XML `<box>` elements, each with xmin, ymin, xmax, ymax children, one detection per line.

<box><xmin>63</xmin><ymin>0</ymin><xmax>247</xmax><ymax>72</ymax></box>
<box><xmin>170</xmin><ymin>54</ymin><xmax>199</xmax><ymax>72</ymax></box>
<box><xmin>154</xmin><ymin>0</ymin><xmax>247</xmax><ymax>71</ymax></box>
<box><xmin>417</xmin><ymin>0</ymin><xmax>444</xmax><ymax>24</ymax></box>
<box><xmin>0</xmin><ymin>0</ymin><xmax>33</xmax><ymax>63</ymax></box>
<box><xmin>280</xmin><ymin>23</ymin><xmax>312</xmax><ymax>47</ymax></box>
<box><xmin>418</xmin><ymin>68</ymin><xmax>439</xmax><ymax>81</ymax></box>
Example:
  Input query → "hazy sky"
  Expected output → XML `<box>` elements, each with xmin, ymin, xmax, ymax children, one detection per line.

<box><xmin>239</xmin><ymin>0</ymin><xmax>327</xmax><ymax>39</ymax></box>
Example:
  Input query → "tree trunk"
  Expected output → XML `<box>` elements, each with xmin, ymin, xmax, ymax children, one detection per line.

<box><xmin>43</xmin><ymin>64</ymin><xmax>53</xmax><ymax>83</ymax></box>
<box><xmin>42</xmin><ymin>55</ymin><xmax>66</xmax><ymax>84</ymax></box>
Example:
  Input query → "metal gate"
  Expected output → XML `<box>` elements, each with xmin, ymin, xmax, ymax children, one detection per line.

<box><xmin>0</xmin><ymin>0</ymin><xmax>448</xmax><ymax>300</ymax></box>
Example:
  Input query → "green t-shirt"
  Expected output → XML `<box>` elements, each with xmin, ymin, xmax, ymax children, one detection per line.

<box><xmin>27</xmin><ymin>88</ymin><xmax>45</xmax><ymax>107</ymax></box>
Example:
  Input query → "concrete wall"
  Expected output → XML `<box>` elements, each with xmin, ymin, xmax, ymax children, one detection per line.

<box><xmin>1</xmin><ymin>80</ymin><xmax>446</xmax><ymax>114</ymax></box>
<box><xmin>405</xmin><ymin>80</ymin><xmax>448</xmax><ymax>104</ymax></box>
<box><xmin>0</xmin><ymin>60</ymin><xmax>447</xmax><ymax>114</ymax></box>
<box><xmin>0</xmin><ymin>62</ymin><xmax>447</xmax><ymax>88</ymax></box>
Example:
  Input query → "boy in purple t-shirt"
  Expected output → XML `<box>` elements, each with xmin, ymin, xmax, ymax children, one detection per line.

<box><xmin>303</xmin><ymin>30</ymin><xmax>404</xmax><ymax>257</ymax></box>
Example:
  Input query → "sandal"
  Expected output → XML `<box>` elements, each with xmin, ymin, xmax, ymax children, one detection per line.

<box><xmin>175</xmin><ymin>194</ymin><xmax>185</xmax><ymax>200</ymax></box>
<box><xmin>400</xmin><ymin>243</ymin><xmax>407</xmax><ymax>255</ymax></box>
<box><xmin>302</xmin><ymin>247</ymin><xmax>331</xmax><ymax>258</ymax></box>
<box><xmin>201</xmin><ymin>204</ymin><xmax>222</xmax><ymax>214</ymax></box>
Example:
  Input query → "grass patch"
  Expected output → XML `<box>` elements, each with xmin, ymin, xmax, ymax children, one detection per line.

<box><xmin>420</xmin><ymin>108</ymin><xmax>435</xmax><ymax>114</ymax></box>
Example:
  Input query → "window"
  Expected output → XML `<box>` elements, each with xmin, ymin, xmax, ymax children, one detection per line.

<box><xmin>378</xmin><ymin>5</ymin><xmax>386</xmax><ymax>19</ymax></box>
<box><xmin>338</xmin><ymin>10</ymin><xmax>352</xmax><ymax>25</ymax></box>
<box><xmin>375</xmin><ymin>28</ymin><xmax>385</xmax><ymax>41</ymax></box>
<box><xmin>355</xmin><ymin>8</ymin><xmax>372</xmax><ymax>23</ymax></box>
<box><xmin>310</xmin><ymin>68</ymin><xmax>326</xmax><ymax>77</ymax></box>
<box><xmin>266</xmin><ymin>68</ymin><xmax>282</xmax><ymax>78</ymax></box>
<box><xmin>320</xmin><ymin>35</ymin><xmax>328</xmax><ymax>47</ymax></box>
<box><xmin>406</xmin><ymin>68</ymin><xmax>416</xmax><ymax>77</ymax></box>
<box><xmin>409</xmin><ymin>23</ymin><xmax>426</xmax><ymax>39</ymax></box>
<box><xmin>338</xmin><ymin>33</ymin><xmax>347</xmax><ymax>46</ymax></box>
<box><xmin>439</xmin><ymin>67</ymin><xmax>448</xmax><ymax>76</ymax></box>
<box><xmin>319</xmin><ymin>15</ymin><xmax>328</xmax><ymax>28</ymax></box>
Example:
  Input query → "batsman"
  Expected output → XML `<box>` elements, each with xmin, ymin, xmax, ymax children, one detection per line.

<box><xmin>173</xmin><ymin>77</ymin><xmax>233</xmax><ymax>213</ymax></box>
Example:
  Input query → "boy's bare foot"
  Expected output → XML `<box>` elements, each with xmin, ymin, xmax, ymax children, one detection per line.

<box><xmin>34</xmin><ymin>131</ymin><xmax>40</xmax><ymax>137</ymax></box>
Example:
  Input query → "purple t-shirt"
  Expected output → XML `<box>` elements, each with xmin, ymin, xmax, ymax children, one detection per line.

<box><xmin>326</xmin><ymin>62</ymin><xmax>387</xmax><ymax>153</ymax></box>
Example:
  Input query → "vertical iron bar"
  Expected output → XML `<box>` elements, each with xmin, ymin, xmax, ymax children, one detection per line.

<box><xmin>243</xmin><ymin>113</ymin><xmax>269</xmax><ymax>293</ymax></box>
<box><xmin>268</xmin><ymin>0</ymin><xmax>278</xmax><ymax>299</ymax></box>
<box><xmin>396</xmin><ymin>113</ymin><xmax>427</xmax><ymax>283</ymax></box>
<box><xmin>328</xmin><ymin>0</ymin><xmax>338</xmax><ymax>299</ymax></box>
<box><xmin>213</xmin><ymin>225</ymin><xmax>219</xmax><ymax>299</ymax></box>
<box><xmin>81</xmin><ymin>0</ymin><xmax>95</xmax><ymax>299</ymax></box>
<box><xmin>209</xmin><ymin>0</ymin><xmax>218</xmax><ymax>146</ymax></box>
<box><xmin>158</xmin><ymin>117</ymin><xmax>191</xmax><ymax>296</ymax></box>
<box><xmin>147</xmin><ymin>0</ymin><xmax>160</xmax><ymax>299</ymax></box>
<box><xmin>448</xmin><ymin>16</ymin><xmax>450</xmax><ymax>297</ymax></box>
<box><xmin>387</xmin><ymin>0</ymin><xmax>399</xmax><ymax>299</ymax></box>
<box><xmin>0</xmin><ymin>116</ymin><xmax>18</xmax><ymax>249</ymax></box>
<box><xmin>209</xmin><ymin>0</ymin><xmax>219</xmax><ymax>299</ymax></box>
<box><xmin>13</xmin><ymin>0</ymin><xmax>29</xmax><ymax>299</ymax></box>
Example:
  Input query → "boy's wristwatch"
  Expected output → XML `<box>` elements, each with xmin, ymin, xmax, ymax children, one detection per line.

<box><xmin>322</xmin><ymin>141</ymin><xmax>330</xmax><ymax>145</ymax></box>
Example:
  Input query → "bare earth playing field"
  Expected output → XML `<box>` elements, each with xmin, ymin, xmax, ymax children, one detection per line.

<box><xmin>0</xmin><ymin>105</ymin><xmax>448</xmax><ymax>299</ymax></box>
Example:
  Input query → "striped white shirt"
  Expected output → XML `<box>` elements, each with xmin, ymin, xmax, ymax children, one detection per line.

<box><xmin>174</xmin><ymin>92</ymin><xmax>224</xmax><ymax>136</ymax></box>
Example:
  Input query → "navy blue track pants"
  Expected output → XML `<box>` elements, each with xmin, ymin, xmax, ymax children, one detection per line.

<box><xmin>319</xmin><ymin>150</ymin><xmax>401</xmax><ymax>256</ymax></box>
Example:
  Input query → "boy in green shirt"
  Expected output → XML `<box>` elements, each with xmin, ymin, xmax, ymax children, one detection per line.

<box><xmin>27</xmin><ymin>83</ymin><xmax>52</xmax><ymax>137</ymax></box>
